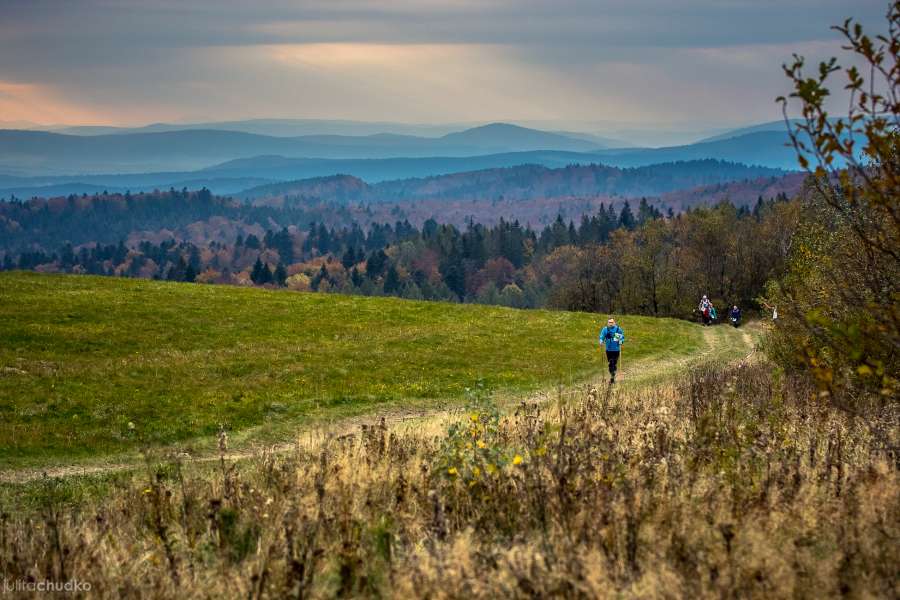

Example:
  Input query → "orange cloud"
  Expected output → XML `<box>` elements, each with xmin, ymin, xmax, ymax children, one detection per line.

<box><xmin>0</xmin><ymin>80</ymin><xmax>111</xmax><ymax>126</ymax></box>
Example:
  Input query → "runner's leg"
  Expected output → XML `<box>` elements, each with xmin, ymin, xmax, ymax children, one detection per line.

<box><xmin>606</xmin><ymin>350</ymin><xmax>620</xmax><ymax>381</ymax></box>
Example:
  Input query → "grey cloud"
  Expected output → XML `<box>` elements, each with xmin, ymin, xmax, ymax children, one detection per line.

<box><xmin>0</xmin><ymin>0</ymin><xmax>887</xmax><ymax>126</ymax></box>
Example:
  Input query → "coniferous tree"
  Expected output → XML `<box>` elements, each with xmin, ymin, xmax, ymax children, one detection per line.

<box><xmin>342</xmin><ymin>246</ymin><xmax>357</xmax><ymax>269</ymax></box>
<box><xmin>274</xmin><ymin>262</ymin><xmax>287</xmax><ymax>286</ymax></box>
<box><xmin>384</xmin><ymin>264</ymin><xmax>401</xmax><ymax>295</ymax></box>
<box><xmin>439</xmin><ymin>246</ymin><xmax>466</xmax><ymax>300</ymax></box>
<box><xmin>167</xmin><ymin>257</ymin><xmax>187</xmax><ymax>281</ymax></box>
<box><xmin>637</xmin><ymin>197</ymin><xmax>660</xmax><ymax>224</ymax></box>
<box><xmin>618</xmin><ymin>202</ymin><xmax>637</xmax><ymax>230</ymax></box>
<box><xmin>60</xmin><ymin>243</ymin><xmax>75</xmax><ymax>268</ymax></box>
<box><xmin>350</xmin><ymin>267</ymin><xmax>363</xmax><ymax>288</ymax></box>
<box><xmin>245</xmin><ymin>234</ymin><xmax>261</xmax><ymax>250</ymax></box>
<box><xmin>250</xmin><ymin>257</ymin><xmax>266</xmax><ymax>284</ymax></box>
<box><xmin>275</xmin><ymin>227</ymin><xmax>294</xmax><ymax>264</ymax></box>
<box><xmin>366</xmin><ymin>249</ymin><xmax>388</xmax><ymax>278</ymax></box>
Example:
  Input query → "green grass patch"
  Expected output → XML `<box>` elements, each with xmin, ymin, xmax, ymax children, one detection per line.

<box><xmin>0</xmin><ymin>272</ymin><xmax>703</xmax><ymax>468</ymax></box>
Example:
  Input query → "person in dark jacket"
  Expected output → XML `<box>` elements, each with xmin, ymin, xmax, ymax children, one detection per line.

<box><xmin>729</xmin><ymin>305</ymin><xmax>742</xmax><ymax>327</ymax></box>
<box><xmin>598</xmin><ymin>317</ymin><xmax>625</xmax><ymax>383</ymax></box>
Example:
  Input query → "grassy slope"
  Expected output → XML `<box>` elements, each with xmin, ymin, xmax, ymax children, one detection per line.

<box><xmin>0</xmin><ymin>272</ymin><xmax>706</xmax><ymax>469</ymax></box>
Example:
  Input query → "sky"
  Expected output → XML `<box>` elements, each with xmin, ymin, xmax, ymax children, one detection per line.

<box><xmin>0</xmin><ymin>0</ymin><xmax>887</xmax><ymax>134</ymax></box>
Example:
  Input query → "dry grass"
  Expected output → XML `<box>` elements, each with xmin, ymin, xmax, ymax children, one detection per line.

<box><xmin>1</xmin><ymin>361</ymin><xmax>897</xmax><ymax>599</ymax></box>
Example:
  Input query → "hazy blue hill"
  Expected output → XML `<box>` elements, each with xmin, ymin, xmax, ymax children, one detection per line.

<box><xmin>593</xmin><ymin>131</ymin><xmax>802</xmax><ymax>169</ymax></box>
<box><xmin>0</xmin><ymin>143</ymin><xmax>794</xmax><ymax>201</ymax></box>
<box><xmin>0</xmin><ymin>127</ymin><xmax>808</xmax><ymax>201</ymax></box>
<box><xmin>53</xmin><ymin>119</ymin><xmax>471</xmax><ymax>138</ymax></box>
<box><xmin>697</xmin><ymin>120</ymin><xmax>792</xmax><ymax>143</ymax></box>
<box><xmin>238</xmin><ymin>159</ymin><xmax>786</xmax><ymax>203</ymax></box>
<box><xmin>0</xmin><ymin>129</ymin><xmax>310</xmax><ymax>174</ymax></box>
<box><xmin>0</xmin><ymin>123</ymin><xmax>812</xmax><ymax>179</ymax></box>
<box><xmin>0</xmin><ymin>177</ymin><xmax>269</xmax><ymax>200</ymax></box>
<box><xmin>0</xmin><ymin>151</ymin><xmax>608</xmax><ymax>199</ymax></box>
<box><xmin>240</xmin><ymin>174</ymin><xmax>369</xmax><ymax>203</ymax></box>
<box><xmin>0</xmin><ymin>182</ymin><xmax>113</xmax><ymax>198</ymax></box>
<box><xmin>52</xmin><ymin>119</ymin><xmax>636</xmax><ymax>145</ymax></box>
<box><xmin>203</xmin><ymin>151</ymin><xmax>607</xmax><ymax>183</ymax></box>
<box><xmin>50</xmin><ymin>125</ymin><xmax>128</xmax><ymax>136</ymax></box>
<box><xmin>0</xmin><ymin>125</ymin><xmax>610</xmax><ymax>175</ymax></box>
<box><xmin>549</xmin><ymin>130</ymin><xmax>634</xmax><ymax>148</ymax></box>
<box><xmin>439</xmin><ymin>123</ymin><xmax>602</xmax><ymax>152</ymax></box>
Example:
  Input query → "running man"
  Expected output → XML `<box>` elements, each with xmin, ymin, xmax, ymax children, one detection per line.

<box><xmin>598</xmin><ymin>317</ymin><xmax>625</xmax><ymax>383</ymax></box>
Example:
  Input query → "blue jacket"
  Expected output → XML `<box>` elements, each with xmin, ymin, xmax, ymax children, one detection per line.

<box><xmin>599</xmin><ymin>325</ymin><xmax>625</xmax><ymax>351</ymax></box>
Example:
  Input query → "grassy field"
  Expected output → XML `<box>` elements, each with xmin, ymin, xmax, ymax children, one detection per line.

<box><xmin>0</xmin><ymin>272</ymin><xmax>705</xmax><ymax>469</ymax></box>
<box><xmin>2</xmin><ymin>351</ymin><xmax>895</xmax><ymax>598</ymax></box>
<box><xmin>4</xmin><ymin>274</ymin><xmax>890</xmax><ymax>598</ymax></box>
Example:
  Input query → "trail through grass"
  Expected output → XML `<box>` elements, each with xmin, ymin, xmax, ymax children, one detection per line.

<box><xmin>0</xmin><ymin>272</ymin><xmax>713</xmax><ymax>473</ymax></box>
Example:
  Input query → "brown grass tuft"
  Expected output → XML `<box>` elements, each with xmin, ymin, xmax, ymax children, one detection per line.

<box><xmin>1</xmin><ymin>362</ymin><xmax>897</xmax><ymax>598</ymax></box>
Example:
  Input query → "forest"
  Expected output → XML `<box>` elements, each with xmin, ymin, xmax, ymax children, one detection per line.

<box><xmin>1</xmin><ymin>190</ymin><xmax>796</xmax><ymax>319</ymax></box>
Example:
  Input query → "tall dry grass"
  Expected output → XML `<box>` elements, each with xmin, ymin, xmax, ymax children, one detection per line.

<box><xmin>1</xmin><ymin>363</ymin><xmax>897</xmax><ymax>598</ymax></box>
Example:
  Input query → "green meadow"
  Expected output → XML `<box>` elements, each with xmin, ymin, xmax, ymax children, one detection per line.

<box><xmin>0</xmin><ymin>272</ymin><xmax>703</xmax><ymax>468</ymax></box>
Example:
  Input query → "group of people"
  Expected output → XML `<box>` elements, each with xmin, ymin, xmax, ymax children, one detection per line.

<box><xmin>598</xmin><ymin>295</ymin><xmax>750</xmax><ymax>385</ymax></box>
<box><xmin>698</xmin><ymin>295</ymin><xmax>742</xmax><ymax>327</ymax></box>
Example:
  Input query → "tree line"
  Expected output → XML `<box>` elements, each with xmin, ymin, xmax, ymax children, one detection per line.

<box><xmin>1</xmin><ymin>195</ymin><xmax>795</xmax><ymax>320</ymax></box>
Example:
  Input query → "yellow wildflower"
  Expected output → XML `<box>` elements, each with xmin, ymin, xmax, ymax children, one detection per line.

<box><xmin>512</xmin><ymin>454</ymin><xmax>524</xmax><ymax>465</ymax></box>
<box><xmin>447</xmin><ymin>467</ymin><xmax>458</xmax><ymax>476</ymax></box>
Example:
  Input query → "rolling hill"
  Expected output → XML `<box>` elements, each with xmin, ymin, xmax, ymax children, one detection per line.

<box><xmin>238</xmin><ymin>160</ymin><xmax>788</xmax><ymax>203</ymax></box>
<box><xmin>51</xmin><ymin>119</ymin><xmax>631</xmax><ymax>147</ymax></box>
<box><xmin>0</xmin><ymin>150</ymin><xmax>612</xmax><ymax>198</ymax></box>
<box><xmin>1</xmin><ymin>150</ymin><xmax>790</xmax><ymax>200</ymax></box>
<box><xmin>0</xmin><ymin>124</ymin><xmax>605</xmax><ymax>176</ymax></box>
<box><xmin>0</xmin><ymin>124</ymin><xmax>808</xmax><ymax>182</ymax></box>
<box><xmin>0</xmin><ymin>272</ymin><xmax>704</xmax><ymax>468</ymax></box>
<box><xmin>52</xmin><ymin>118</ymin><xmax>470</xmax><ymax>138</ymax></box>
<box><xmin>590</xmin><ymin>131</ymin><xmax>801</xmax><ymax>169</ymax></box>
<box><xmin>697</xmin><ymin>120</ymin><xmax>794</xmax><ymax>143</ymax></box>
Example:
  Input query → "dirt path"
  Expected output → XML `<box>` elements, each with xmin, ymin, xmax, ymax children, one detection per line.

<box><xmin>0</xmin><ymin>408</ymin><xmax>440</xmax><ymax>485</ymax></box>
<box><xmin>0</xmin><ymin>323</ymin><xmax>759</xmax><ymax>485</ymax></box>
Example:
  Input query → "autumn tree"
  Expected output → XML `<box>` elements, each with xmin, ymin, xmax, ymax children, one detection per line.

<box><xmin>771</xmin><ymin>1</ymin><xmax>900</xmax><ymax>401</ymax></box>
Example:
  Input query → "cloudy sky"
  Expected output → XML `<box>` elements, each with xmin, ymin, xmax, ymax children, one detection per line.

<box><xmin>0</xmin><ymin>0</ymin><xmax>886</xmax><ymax>131</ymax></box>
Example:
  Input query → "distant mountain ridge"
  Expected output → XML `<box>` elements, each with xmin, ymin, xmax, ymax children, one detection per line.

<box><xmin>238</xmin><ymin>160</ymin><xmax>787</xmax><ymax>204</ymax></box>
<box><xmin>588</xmin><ymin>131</ymin><xmax>800</xmax><ymax>168</ymax></box>
<box><xmin>0</xmin><ymin>148</ymin><xmax>797</xmax><ymax>201</ymax></box>
<box><xmin>51</xmin><ymin>119</ymin><xmax>473</xmax><ymax>138</ymax></box>
<box><xmin>48</xmin><ymin>119</ymin><xmax>632</xmax><ymax>147</ymax></box>
<box><xmin>0</xmin><ymin>150</ymin><xmax>616</xmax><ymax>199</ymax></box>
<box><xmin>697</xmin><ymin>120</ymin><xmax>792</xmax><ymax>143</ymax></box>
<box><xmin>0</xmin><ymin>122</ymin><xmax>809</xmax><ymax>179</ymax></box>
<box><xmin>0</xmin><ymin>124</ymin><xmax>608</xmax><ymax>176</ymax></box>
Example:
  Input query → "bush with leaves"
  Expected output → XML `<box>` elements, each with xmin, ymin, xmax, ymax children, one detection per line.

<box><xmin>770</xmin><ymin>1</ymin><xmax>900</xmax><ymax>402</ymax></box>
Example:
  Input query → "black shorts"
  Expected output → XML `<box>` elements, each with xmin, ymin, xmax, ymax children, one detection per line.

<box><xmin>606</xmin><ymin>350</ymin><xmax>620</xmax><ymax>374</ymax></box>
